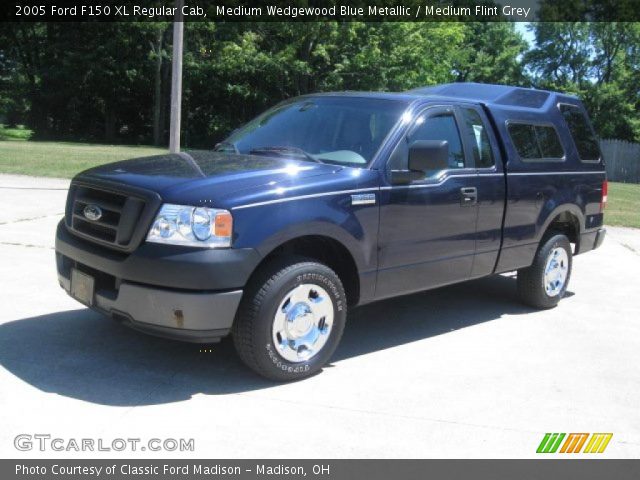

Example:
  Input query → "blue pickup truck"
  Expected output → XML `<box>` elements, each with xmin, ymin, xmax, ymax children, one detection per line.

<box><xmin>55</xmin><ymin>83</ymin><xmax>606</xmax><ymax>380</ymax></box>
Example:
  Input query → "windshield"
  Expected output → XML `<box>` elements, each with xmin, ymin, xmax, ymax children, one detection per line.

<box><xmin>221</xmin><ymin>96</ymin><xmax>407</xmax><ymax>166</ymax></box>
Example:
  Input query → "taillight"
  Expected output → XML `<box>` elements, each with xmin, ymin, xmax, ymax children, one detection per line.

<box><xmin>601</xmin><ymin>180</ymin><xmax>608</xmax><ymax>212</ymax></box>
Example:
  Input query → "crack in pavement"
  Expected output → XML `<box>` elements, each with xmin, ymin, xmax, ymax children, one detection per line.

<box><xmin>0</xmin><ymin>213</ymin><xmax>64</xmax><ymax>225</ymax></box>
<box><xmin>243</xmin><ymin>392</ymin><xmax>548</xmax><ymax>436</ymax></box>
<box><xmin>620</xmin><ymin>242</ymin><xmax>638</xmax><ymax>255</ymax></box>
<box><xmin>0</xmin><ymin>186</ymin><xmax>68</xmax><ymax>191</ymax></box>
<box><xmin>0</xmin><ymin>241</ymin><xmax>54</xmax><ymax>249</ymax></box>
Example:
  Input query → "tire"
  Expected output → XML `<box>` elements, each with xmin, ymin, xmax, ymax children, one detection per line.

<box><xmin>232</xmin><ymin>256</ymin><xmax>347</xmax><ymax>381</ymax></box>
<box><xmin>517</xmin><ymin>232</ymin><xmax>573</xmax><ymax>309</ymax></box>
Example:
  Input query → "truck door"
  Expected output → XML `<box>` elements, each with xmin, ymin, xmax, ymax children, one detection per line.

<box><xmin>457</xmin><ymin>105</ymin><xmax>506</xmax><ymax>278</ymax></box>
<box><xmin>376</xmin><ymin>105</ymin><xmax>480</xmax><ymax>300</ymax></box>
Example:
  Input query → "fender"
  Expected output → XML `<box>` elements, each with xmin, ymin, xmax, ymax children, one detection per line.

<box><xmin>536</xmin><ymin>202</ymin><xmax>585</xmax><ymax>242</ymax></box>
<box><xmin>251</xmin><ymin>219</ymin><xmax>379</xmax><ymax>306</ymax></box>
<box><xmin>231</xmin><ymin>198</ymin><xmax>379</xmax><ymax>275</ymax></box>
<box><xmin>495</xmin><ymin>200</ymin><xmax>586</xmax><ymax>274</ymax></box>
<box><xmin>255</xmin><ymin>220</ymin><xmax>373</xmax><ymax>273</ymax></box>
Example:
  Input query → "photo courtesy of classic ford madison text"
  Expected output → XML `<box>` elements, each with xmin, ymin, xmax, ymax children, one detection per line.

<box><xmin>1</xmin><ymin>2</ymin><xmax>640</xmax><ymax>472</ymax></box>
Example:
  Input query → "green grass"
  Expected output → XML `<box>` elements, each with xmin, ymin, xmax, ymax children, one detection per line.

<box><xmin>606</xmin><ymin>182</ymin><xmax>640</xmax><ymax>229</ymax></box>
<box><xmin>0</xmin><ymin>140</ymin><xmax>167</xmax><ymax>178</ymax></box>
<box><xmin>0</xmin><ymin>124</ymin><xmax>33</xmax><ymax>141</ymax></box>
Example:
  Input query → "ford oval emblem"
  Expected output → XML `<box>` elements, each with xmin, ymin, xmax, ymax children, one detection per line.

<box><xmin>83</xmin><ymin>204</ymin><xmax>103</xmax><ymax>222</ymax></box>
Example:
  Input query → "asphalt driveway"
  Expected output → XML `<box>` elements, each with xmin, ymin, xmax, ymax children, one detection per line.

<box><xmin>0</xmin><ymin>174</ymin><xmax>639</xmax><ymax>458</ymax></box>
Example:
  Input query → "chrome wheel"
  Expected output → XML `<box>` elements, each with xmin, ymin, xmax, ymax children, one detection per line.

<box><xmin>272</xmin><ymin>283</ymin><xmax>334</xmax><ymax>363</ymax></box>
<box><xmin>543</xmin><ymin>247</ymin><xmax>569</xmax><ymax>297</ymax></box>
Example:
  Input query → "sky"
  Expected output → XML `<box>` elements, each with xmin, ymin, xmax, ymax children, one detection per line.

<box><xmin>514</xmin><ymin>22</ymin><xmax>536</xmax><ymax>47</ymax></box>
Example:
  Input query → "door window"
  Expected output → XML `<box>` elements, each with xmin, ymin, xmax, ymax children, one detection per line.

<box><xmin>461</xmin><ymin>108</ymin><xmax>495</xmax><ymax>168</ymax></box>
<box><xmin>409</xmin><ymin>112</ymin><xmax>466</xmax><ymax>169</ymax></box>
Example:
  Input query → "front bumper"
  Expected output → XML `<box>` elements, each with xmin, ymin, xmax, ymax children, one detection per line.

<box><xmin>55</xmin><ymin>220</ymin><xmax>258</xmax><ymax>343</ymax></box>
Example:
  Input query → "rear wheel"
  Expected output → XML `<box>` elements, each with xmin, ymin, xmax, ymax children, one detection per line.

<box><xmin>232</xmin><ymin>257</ymin><xmax>347</xmax><ymax>381</ymax></box>
<box><xmin>517</xmin><ymin>233</ymin><xmax>572</xmax><ymax>309</ymax></box>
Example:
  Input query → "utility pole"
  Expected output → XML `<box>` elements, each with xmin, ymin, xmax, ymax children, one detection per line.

<box><xmin>169</xmin><ymin>0</ymin><xmax>184</xmax><ymax>153</ymax></box>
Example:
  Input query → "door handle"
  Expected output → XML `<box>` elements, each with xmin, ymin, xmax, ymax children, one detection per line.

<box><xmin>460</xmin><ymin>187</ymin><xmax>477</xmax><ymax>206</ymax></box>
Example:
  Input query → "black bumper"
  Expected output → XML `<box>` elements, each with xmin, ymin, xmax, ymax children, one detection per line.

<box><xmin>577</xmin><ymin>227</ymin><xmax>606</xmax><ymax>254</ymax></box>
<box><xmin>55</xmin><ymin>220</ymin><xmax>262</xmax><ymax>342</ymax></box>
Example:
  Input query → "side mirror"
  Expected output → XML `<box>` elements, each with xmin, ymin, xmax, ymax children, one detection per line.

<box><xmin>408</xmin><ymin>140</ymin><xmax>449</xmax><ymax>172</ymax></box>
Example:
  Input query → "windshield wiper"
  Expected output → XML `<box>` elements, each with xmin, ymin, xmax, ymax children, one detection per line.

<box><xmin>214</xmin><ymin>141</ymin><xmax>239</xmax><ymax>153</ymax></box>
<box><xmin>249</xmin><ymin>146</ymin><xmax>324</xmax><ymax>164</ymax></box>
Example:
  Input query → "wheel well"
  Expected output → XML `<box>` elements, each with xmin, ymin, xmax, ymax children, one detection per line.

<box><xmin>257</xmin><ymin>236</ymin><xmax>360</xmax><ymax>306</ymax></box>
<box><xmin>546</xmin><ymin>211</ymin><xmax>580</xmax><ymax>247</ymax></box>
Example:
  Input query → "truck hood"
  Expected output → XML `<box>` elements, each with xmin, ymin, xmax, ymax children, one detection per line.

<box><xmin>77</xmin><ymin>150</ymin><xmax>343</xmax><ymax>202</ymax></box>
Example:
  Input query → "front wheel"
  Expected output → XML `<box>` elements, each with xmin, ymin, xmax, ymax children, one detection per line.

<box><xmin>517</xmin><ymin>233</ymin><xmax>573</xmax><ymax>309</ymax></box>
<box><xmin>232</xmin><ymin>257</ymin><xmax>347</xmax><ymax>381</ymax></box>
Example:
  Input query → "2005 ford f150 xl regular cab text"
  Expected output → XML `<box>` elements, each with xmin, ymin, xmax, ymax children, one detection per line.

<box><xmin>55</xmin><ymin>83</ymin><xmax>607</xmax><ymax>380</ymax></box>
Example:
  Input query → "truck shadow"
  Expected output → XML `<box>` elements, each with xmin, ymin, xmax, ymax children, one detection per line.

<box><xmin>0</xmin><ymin>274</ymin><xmax>554</xmax><ymax>406</ymax></box>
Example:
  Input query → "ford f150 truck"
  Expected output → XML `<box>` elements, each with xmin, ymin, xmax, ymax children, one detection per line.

<box><xmin>55</xmin><ymin>83</ymin><xmax>606</xmax><ymax>380</ymax></box>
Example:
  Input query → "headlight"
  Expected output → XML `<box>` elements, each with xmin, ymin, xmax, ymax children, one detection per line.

<box><xmin>146</xmin><ymin>204</ymin><xmax>233</xmax><ymax>248</ymax></box>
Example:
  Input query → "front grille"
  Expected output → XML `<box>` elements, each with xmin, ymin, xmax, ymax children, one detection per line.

<box><xmin>65</xmin><ymin>180</ymin><xmax>161</xmax><ymax>252</ymax></box>
<box><xmin>72</xmin><ymin>187</ymin><xmax>128</xmax><ymax>243</ymax></box>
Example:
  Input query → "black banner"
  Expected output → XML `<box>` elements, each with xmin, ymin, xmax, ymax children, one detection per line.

<box><xmin>4</xmin><ymin>460</ymin><xmax>640</xmax><ymax>480</ymax></box>
<box><xmin>3</xmin><ymin>0</ymin><xmax>640</xmax><ymax>22</ymax></box>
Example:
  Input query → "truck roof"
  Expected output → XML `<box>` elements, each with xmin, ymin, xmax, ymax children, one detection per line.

<box><xmin>408</xmin><ymin>82</ymin><xmax>578</xmax><ymax>110</ymax></box>
<box><xmin>310</xmin><ymin>83</ymin><xmax>579</xmax><ymax>111</ymax></box>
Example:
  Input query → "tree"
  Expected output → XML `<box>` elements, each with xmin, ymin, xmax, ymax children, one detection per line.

<box><xmin>524</xmin><ymin>23</ymin><xmax>593</xmax><ymax>86</ymax></box>
<box><xmin>2</xmin><ymin>21</ymin><xmax>639</xmax><ymax>146</ymax></box>
<box><xmin>453</xmin><ymin>23</ymin><xmax>528</xmax><ymax>85</ymax></box>
<box><xmin>524</xmin><ymin>22</ymin><xmax>640</xmax><ymax>141</ymax></box>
